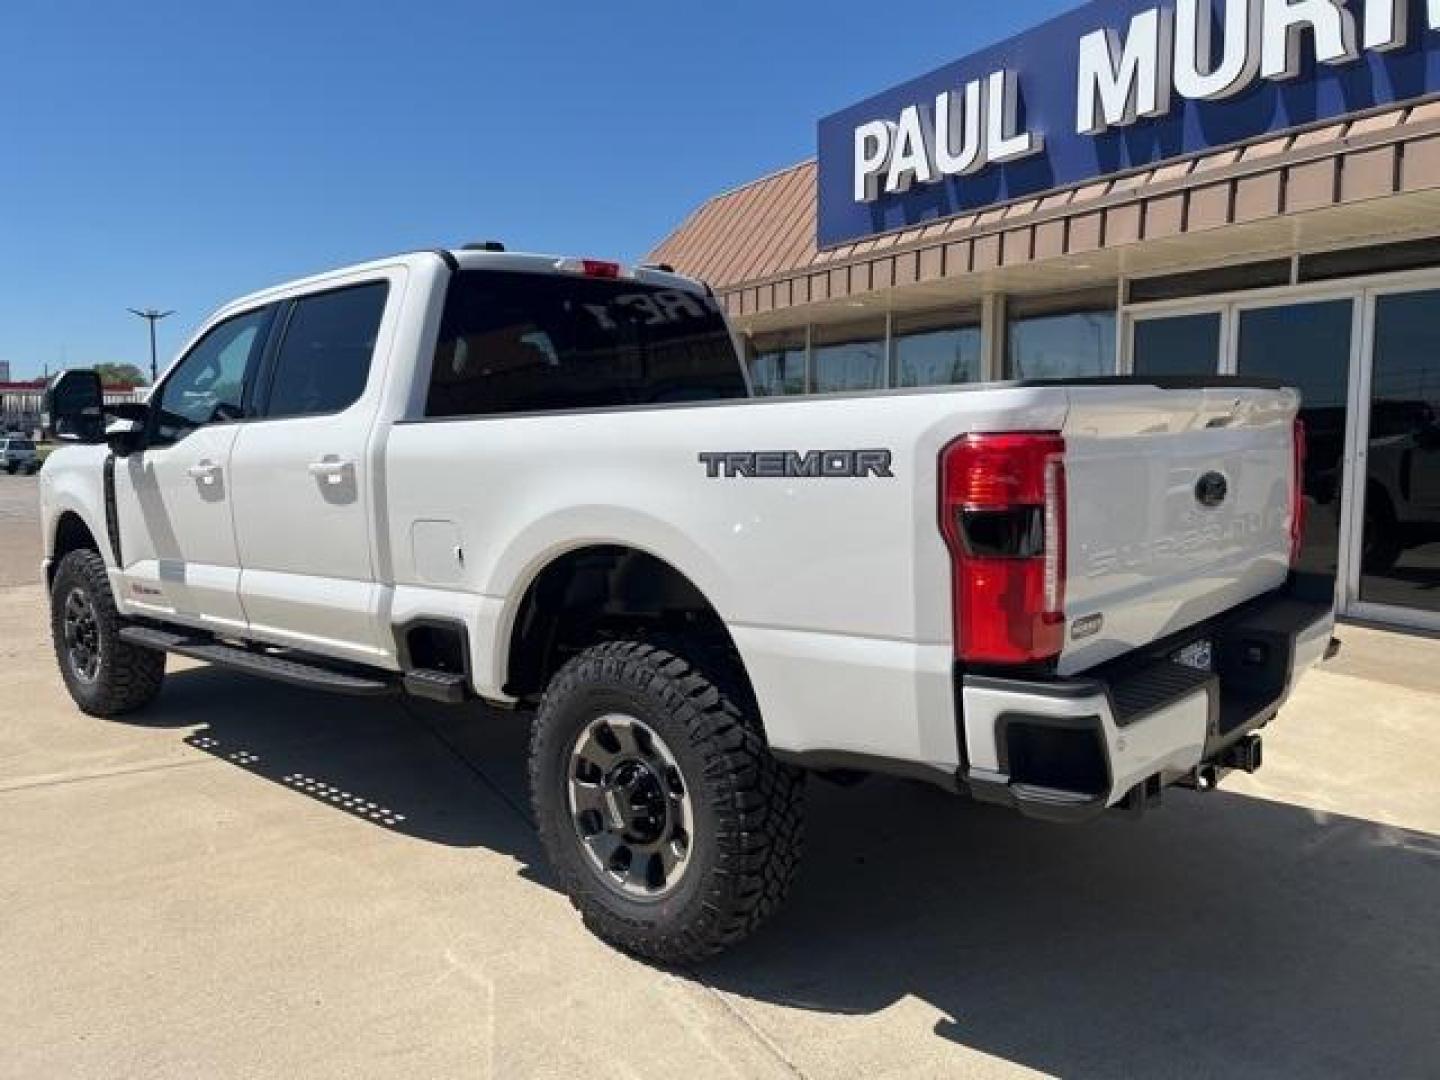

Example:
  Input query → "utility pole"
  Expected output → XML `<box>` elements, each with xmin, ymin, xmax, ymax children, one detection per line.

<box><xmin>127</xmin><ymin>308</ymin><xmax>174</xmax><ymax>384</ymax></box>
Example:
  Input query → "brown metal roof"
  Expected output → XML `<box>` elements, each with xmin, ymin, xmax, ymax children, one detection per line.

<box><xmin>649</xmin><ymin>102</ymin><xmax>1440</xmax><ymax>320</ymax></box>
<box><xmin>649</xmin><ymin>161</ymin><xmax>817</xmax><ymax>289</ymax></box>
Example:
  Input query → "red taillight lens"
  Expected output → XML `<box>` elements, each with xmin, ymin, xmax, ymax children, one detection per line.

<box><xmin>553</xmin><ymin>257</ymin><xmax>626</xmax><ymax>279</ymax></box>
<box><xmin>1291</xmin><ymin>416</ymin><xmax>1307</xmax><ymax>565</ymax></box>
<box><xmin>581</xmin><ymin>259</ymin><xmax>621</xmax><ymax>279</ymax></box>
<box><xmin>940</xmin><ymin>433</ymin><xmax>1067</xmax><ymax>665</ymax></box>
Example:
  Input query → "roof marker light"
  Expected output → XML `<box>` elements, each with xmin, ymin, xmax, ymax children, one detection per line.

<box><xmin>555</xmin><ymin>258</ymin><xmax>626</xmax><ymax>279</ymax></box>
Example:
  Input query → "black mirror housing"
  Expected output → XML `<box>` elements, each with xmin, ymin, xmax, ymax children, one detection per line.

<box><xmin>42</xmin><ymin>369</ymin><xmax>106</xmax><ymax>443</ymax></box>
<box><xmin>107</xmin><ymin>400</ymin><xmax>149</xmax><ymax>424</ymax></box>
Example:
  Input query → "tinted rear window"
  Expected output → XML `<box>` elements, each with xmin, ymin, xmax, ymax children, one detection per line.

<box><xmin>7</xmin><ymin>439</ymin><xmax>33</xmax><ymax>451</ymax></box>
<box><xmin>426</xmin><ymin>270</ymin><xmax>747</xmax><ymax>418</ymax></box>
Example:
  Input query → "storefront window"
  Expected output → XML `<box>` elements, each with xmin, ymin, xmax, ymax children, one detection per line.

<box><xmin>1008</xmin><ymin>299</ymin><xmax>1116</xmax><ymax>380</ymax></box>
<box><xmin>1132</xmin><ymin>312</ymin><xmax>1221</xmax><ymax>377</ymax></box>
<box><xmin>747</xmin><ymin>331</ymin><xmax>806</xmax><ymax>396</ymax></box>
<box><xmin>813</xmin><ymin>318</ymin><xmax>887</xmax><ymax>394</ymax></box>
<box><xmin>893</xmin><ymin>310</ymin><xmax>981</xmax><ymax>387</ymax></box>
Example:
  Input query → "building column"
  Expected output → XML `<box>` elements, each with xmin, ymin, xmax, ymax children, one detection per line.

<box><xmin>980</xmin><ymin>293</ymin><xmax>1007</xmax><ymax>382</ymax></box>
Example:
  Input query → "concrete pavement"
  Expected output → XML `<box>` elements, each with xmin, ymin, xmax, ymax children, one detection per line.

<box><xmin>2</xmin><ymin>472</ymin><xmax>1439</xmax><ymax>1078</ymax></box>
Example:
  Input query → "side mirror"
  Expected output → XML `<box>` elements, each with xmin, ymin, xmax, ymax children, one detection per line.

<box><xmin>42</xmin><ymin>369</ymin><xmax>106</xmax><ymax>443</ymax></box>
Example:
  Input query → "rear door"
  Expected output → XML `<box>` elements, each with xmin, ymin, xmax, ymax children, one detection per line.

<box><xmin>115</xmin><ymin>305</ymin><xmax>275</xmax><ymax>630</ymax></box>
<box><xmin>228</xmin><ymin>275</ymin><xmax>398</xmax><ymax>665</ymax></box>
<box><xmin>1059</xmin><ymin>383</ymin><xmax>1298</xmax><ymax>674</ymax></box>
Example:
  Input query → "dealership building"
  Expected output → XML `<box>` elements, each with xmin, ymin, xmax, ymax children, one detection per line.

<box><xmin>652</xmin><ymin>0</ymin><xmax>1440</xmax><ymax>631</ymax></box>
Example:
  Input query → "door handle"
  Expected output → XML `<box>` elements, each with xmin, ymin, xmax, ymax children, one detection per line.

<box><xmin>308</xmin><ymin>457</ymin><xmax>353</xmax><ymax>485</ymax></box>
<box><xmin>186</xmin><ymin>460</ymin><xmax>221</xmax><ymax>485</ymax></box>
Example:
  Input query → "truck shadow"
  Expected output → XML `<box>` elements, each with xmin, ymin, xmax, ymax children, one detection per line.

<box><xmin>705</xmin><ymin>778</ymin><xmax>1440</xmax><ymax>1077</ymax></box>
<box><xmin>129</xmin><ymin>665</ymin><xmax>1439</xmax><ymax>1077</ymax></box>
<box><xmin>123</xmin><ymin>664</ymin><xmax>545</xmax><ymax>861</ymax></box>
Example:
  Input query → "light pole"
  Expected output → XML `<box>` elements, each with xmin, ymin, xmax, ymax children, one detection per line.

<box><xmin>127</xmin><ymin>308</ymin><xmax>174</xmax><ymax>385</ymax></box>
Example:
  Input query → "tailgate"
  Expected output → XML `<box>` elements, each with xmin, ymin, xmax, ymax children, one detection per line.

<box><xmin>1059</xmin><ymin>384</ymin><xmax>1299</xmax><ymax>676</ymax></box>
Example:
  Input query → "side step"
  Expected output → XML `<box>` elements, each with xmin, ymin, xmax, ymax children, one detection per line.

<box><xmin>119</xmin><ymin>625</ymin><xmax>398</xmax><ymax>698</ymax></box>
<box><xmin>402</xmin><ymin>669</ymin><xmax>468</xmax><ymax>704</ymax></box>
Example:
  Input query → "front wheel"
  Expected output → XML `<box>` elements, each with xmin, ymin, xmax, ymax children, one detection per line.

<box><xmin>49</xmin><ymin>548</ymin><xmax>166</xmax><ymax>717</ymax></box>
<box><xmin>529</xmin><ymin>640</ymin><xmax>804</xmax><ymax>965</ymax></box>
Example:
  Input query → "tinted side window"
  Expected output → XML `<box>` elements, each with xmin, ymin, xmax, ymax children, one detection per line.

<box><xmin>151</xmin><ymin>307</ymin><xmax>272</xmax><ymax>446</ymax></box>
<box><xmin>427</xmin><ymin>270</ymin><xmax>746</xmax><ymax>418</ymax></box>
<box><xmin>264</xmin><ymin>283</ymin><xmax>389</xmax><ymax>419</ymax></box>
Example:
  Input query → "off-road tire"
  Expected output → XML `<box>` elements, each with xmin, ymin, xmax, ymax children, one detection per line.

<box><xmin>50</xmin><ymin>548</ymin><xmax>165</xmax><ymax>717</ymax></box>
<box><xmin>529</xmin><ymin>640</ymin><xmax>805</xmax><ymax>965</ymax></box>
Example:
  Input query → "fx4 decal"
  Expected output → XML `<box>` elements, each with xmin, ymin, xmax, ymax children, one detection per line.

<box><xmin>698</xmin><ymin>450</ymin><xmax>894</xmax><ymax>479</ymax></box>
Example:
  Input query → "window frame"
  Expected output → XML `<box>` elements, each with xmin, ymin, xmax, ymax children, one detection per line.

<box><xmin>250</xmin><ymin>279</ymin><xmax>392</xmax><ymax>423</ymax></box>
<box><xmin>145</xmin><ymin>303</ymin><xmax>278</xmax><ymax>447</ymax></box>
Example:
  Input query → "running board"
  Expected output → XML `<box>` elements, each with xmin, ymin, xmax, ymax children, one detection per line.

<box><xmin>118</xmin><ymin>625</ymin><xmax>398</xmax><ymax>697</ymax></box>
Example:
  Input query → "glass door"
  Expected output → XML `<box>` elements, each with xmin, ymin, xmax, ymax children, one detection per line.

<box><xmin>1234</xmin><ymin>298</ymin><xmax>1357</xmax><ymax>588</ymax></box>
<box><xmin>1348</xmin><ymin>286</ymin><xmax>1440</xmax><ymax>628</ymax></box>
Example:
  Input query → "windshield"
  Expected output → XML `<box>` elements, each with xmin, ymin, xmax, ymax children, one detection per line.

<box><xmin>426</xmin><ymin>269</ymin><xmax>748</xmax><ymax>418</ymax></box>
<box><xmin>7</xmin><ymin>439</ymin><xmax>33</xmax><ymax>451</ymax></box>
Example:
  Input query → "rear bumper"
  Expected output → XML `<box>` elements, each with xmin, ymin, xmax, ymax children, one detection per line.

<box><xmin>959</xmin><ymin>587</ymin><xmax>1335</xmax><ymax>823</ymax></box>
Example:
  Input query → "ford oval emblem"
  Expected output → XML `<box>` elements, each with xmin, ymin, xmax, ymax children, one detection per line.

<box><xmin>1195</xmin><ymin>471</ymin><xmax>1228</xmax><ymax>508</ymax></box>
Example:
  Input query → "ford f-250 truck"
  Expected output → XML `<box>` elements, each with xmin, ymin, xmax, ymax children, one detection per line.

<box><xmin>39</xmin><ymin>246</ymin><xmax>1334</xmax><ymax>963</ymax></box>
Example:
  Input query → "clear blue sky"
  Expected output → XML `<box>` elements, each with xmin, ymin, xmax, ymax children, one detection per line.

<box><xmin>0</xmin><ymin>0</ymin><xmax>1074</xmax><ymax>381</ymax></box>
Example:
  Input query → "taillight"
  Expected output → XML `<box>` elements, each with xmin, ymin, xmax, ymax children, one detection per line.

<box><xmin>940</xmin><ymin>433</ymin><xmax>1067</xmax><ymax>665</ymax></box>
<box><xmin>1290</xmin><ymin>416</ymin><xmax>1307</xmax><ymax>565</ymax></box>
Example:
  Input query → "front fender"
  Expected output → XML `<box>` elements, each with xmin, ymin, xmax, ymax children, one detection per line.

<box><xmin>40</xmin><ymin>444</ymin><xmax>113</xmax><ymax>572</ymax></box>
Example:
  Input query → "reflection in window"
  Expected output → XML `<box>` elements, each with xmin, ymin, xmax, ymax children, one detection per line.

<box><xmin>747</xmin><ymin>331</ymin><xmax>806</xmax><ymax>396</ymax></box>
<box><xmin>151</xmin><ymin>307</ymin><xmax>271</xmax><ymax>445</ymax></box>
<box><xmin>894</xmin><ymin>311</ymin><xmax>980</xmax><ymax>387</ymax></box>
<box><xmin>1132</xmin><ymin>313</ymin><xmax>1221</xmax><ymax>377</ymax></box>
<box><xmin>1237</xmin><ymin>299</ymin><xmax>1354</xmax><ymax>583</ymax></box>
<box><xmin>813</xmin><ymin>319</ymin><xmax>886</xmax><ymax>394</ymax></box>
<box><xmin>1360</xmin><ymin>289</ymin><xmax>1440</xmax><ymax>614</ymax></box>
<box><xmin>1008</xmin><ymin>309</ymin><xmax>1116</xmax><ymax>380</ymax></box>
<box><xmin>267</xmin><ymin>283</ymin><xmax>388</xmax><ymax>419</ymax></box>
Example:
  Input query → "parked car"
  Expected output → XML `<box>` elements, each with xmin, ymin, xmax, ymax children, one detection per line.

<box><xmin>1</xmin><ymin>436</ymin><xmax>39</xmax><ymax>474</ymax></box>
<box><xmin>38</xmin><ymin>247</ymin><xmax>1334</xmax><ymax>963</ymax></box>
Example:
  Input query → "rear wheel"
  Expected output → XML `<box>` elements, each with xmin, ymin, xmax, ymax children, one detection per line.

<box><xmin>529</xmin><ymin>640</ymin><xmax>804</xmax><ymax>965</ymax></box>
<box><xmin>49</xmin><ymin>548</ymin><xmax>165</xmax><ymax>716</ymax></box>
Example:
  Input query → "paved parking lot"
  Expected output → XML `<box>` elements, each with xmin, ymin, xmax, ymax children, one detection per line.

<box><xmin>2</xmin><ymin>472</ymin><xmax>1439</xmax><ymax>1078</ymax></box>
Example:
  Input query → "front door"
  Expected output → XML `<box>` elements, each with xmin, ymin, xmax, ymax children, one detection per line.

<box><xmin>228</xmin><ymin>278</ymin><xmax>396</xmax><ymax>665</ymax></box>
<box><xmin>116</xmin><ymin>306</ymin><xmax>275</xmax><ymax>631</ymax></box>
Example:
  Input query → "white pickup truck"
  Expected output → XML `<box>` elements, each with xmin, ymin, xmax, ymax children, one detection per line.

<box><xmin>39</xmin><ymin>246</ymin><xmax>1334</xmax><ymax>963</ymax></box>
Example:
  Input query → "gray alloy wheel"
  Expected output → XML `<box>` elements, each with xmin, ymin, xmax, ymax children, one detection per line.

<box><xmin>567</xmin><ymin>712</ymin><xmax>695</xmax><ymax>900</ymax></box>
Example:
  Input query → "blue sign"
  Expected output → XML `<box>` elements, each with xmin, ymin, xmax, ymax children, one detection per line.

<box><xmin>817</xmin><ymin>0</ymin><xmax>1440</xmax><ymax>248</ymax></box>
